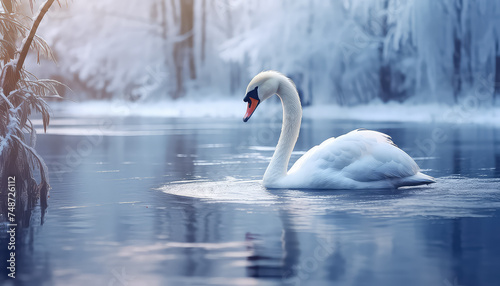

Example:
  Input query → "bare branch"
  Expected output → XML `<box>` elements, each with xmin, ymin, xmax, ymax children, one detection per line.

<box><xmin>16</xmin><ymin>0</ymin><xmax>56</xmax><ymax>76</ymax></box>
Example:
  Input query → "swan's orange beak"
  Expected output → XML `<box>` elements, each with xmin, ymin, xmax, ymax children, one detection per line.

<box><xmin>243</xmin><ymin>97</ymin><xmax>260</xmax><ymax>122</ymax></box>
<box><xmin>243</xmin><ymin>86</ymin><xmax>260</xmax><ymax>122</ymax></box>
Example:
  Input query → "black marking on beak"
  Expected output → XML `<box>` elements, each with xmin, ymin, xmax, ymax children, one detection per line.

<box><xmin>243</xmin><ymin>87</ymin><xmax>260</xmax><ymax>122</ymax></box>
<box><xmin>244</xmin><ymin>86</ymin><xmax>259</xmax><ymax>103</ymax></box>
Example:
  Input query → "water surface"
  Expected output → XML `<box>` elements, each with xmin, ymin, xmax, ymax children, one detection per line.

<box><xmin>1</xmin><ymin>115</ymin><xmax>500</xmax><ymax>286</ymax></box>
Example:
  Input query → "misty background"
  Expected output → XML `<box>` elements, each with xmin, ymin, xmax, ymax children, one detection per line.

<box><xmin>26</xmin><ymin>0</ymin><xmax>500</xmax><ymax>109</ymax></box>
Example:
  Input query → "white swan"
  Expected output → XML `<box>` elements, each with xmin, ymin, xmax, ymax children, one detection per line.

<box><xmin>243</xmin><ymin>71</ymin><xmax>435</xmax><ymax>189</ymax></box>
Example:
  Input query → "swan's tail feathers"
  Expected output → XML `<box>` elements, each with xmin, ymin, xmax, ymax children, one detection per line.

<box><xmin>397</xmin><ymin>172</ymin><xmax>436</xmax><ymax>188</ymax></box>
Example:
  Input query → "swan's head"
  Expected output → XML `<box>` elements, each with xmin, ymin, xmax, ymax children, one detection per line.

<box><xmin>243</xmin><ymin>71</ymin><xmax>282</xmax><ymax>122</ymax></box>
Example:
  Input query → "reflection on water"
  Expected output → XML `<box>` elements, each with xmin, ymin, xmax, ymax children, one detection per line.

<box><xmin>161</xmin><ymin>177</ymin><xmax>500</xmax><ymax>217</ymax></box>
<box><xmin>0</xmin><ymin>116</ymin><xmax>499</xmax><ymax>286</ymax></box>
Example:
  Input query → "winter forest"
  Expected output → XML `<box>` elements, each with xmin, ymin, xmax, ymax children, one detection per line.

<box><xmin>2</xmin><ymin>1</ymin><xmax>500</xmax><ymax>285</ymax></box>
<box><xmin>31</xmin><ymin>0</ymin><xmax>500</xmax><ymax>106</ymax></box>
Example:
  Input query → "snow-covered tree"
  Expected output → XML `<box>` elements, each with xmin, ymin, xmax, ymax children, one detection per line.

<box><xmin>0</xmin><ymin>0</ymin><xmax>62</xmax><ymax>224</ymax></box>
<box><xmin>31</xmin><ymin>0</ymin><xmax>500</xmax><ymax>106</ymax></box>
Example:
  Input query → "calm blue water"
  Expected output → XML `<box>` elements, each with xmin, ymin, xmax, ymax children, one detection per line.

<box><xmin>1</xmin><ymin>116</ymin><xmax>500</xmax><ymax>286</ymax></box>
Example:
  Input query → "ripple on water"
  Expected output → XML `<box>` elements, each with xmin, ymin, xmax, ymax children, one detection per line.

<box><xmin>159</xmin><ymin>176</ymin><xmax>500</xmax><ymax>218</ymax></box>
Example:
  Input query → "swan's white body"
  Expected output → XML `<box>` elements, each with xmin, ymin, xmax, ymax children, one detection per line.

<box><xmin>243</xmin><ymin>71</ymin><xmax>435</xmax><ymax>189</ymax></box>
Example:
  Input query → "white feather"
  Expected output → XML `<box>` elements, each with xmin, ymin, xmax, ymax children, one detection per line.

<box><xmin>284</xmin><ymin>129</ymin><xmax>431</xmax><ymax>189</ymax></box>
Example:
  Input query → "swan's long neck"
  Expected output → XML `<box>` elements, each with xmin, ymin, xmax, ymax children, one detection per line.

<box><xmin>263</xmin><ymin>77</ymin><xmax>302</xmax><ymax>184</ymax></box>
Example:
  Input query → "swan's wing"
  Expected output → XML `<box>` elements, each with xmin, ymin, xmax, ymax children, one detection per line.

<box><xmin>288</xmin><ymin>129</ymin><xmax>419</xmax><ymax>183</ymax></box>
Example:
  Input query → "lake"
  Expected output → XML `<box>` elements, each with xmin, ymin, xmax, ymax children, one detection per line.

<box><xmin>1</xmin><ymin>114</ymin><xmax>500</xmax><ymax>286</ymax></box>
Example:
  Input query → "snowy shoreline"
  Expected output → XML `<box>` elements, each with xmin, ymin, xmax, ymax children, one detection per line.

<box><xmin>46</xmin><ymin>99</ymin><xmax>500</xmax><ymax>126</ymax></box>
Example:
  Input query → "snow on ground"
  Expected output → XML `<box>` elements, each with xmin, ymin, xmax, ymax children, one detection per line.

<box><xmin>47</xmin><ymin>99</ymin><xmax>500</xmax><ymax>126</ymax></box>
